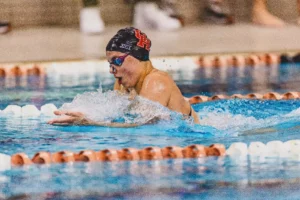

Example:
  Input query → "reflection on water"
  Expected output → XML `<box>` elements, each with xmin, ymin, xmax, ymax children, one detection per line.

<box><xmin>2</xmin><ymin>158</ymin><xmax>300</xmax><ymax>199</ymax></box>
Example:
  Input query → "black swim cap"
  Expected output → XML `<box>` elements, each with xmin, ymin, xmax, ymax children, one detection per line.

<box><xmin>106</xmin><ymin>27</ymin><xmax>151</xmax><ymax>61</ymax></box>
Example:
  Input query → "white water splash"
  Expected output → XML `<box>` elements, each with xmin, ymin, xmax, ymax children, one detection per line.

<box><xmin>197</xmin><ymin>105</ymin><xmax>300</xmax><ymax>134</ymax></box>
<box><xmin>285</xmin><ymin>108</ymin><xmax>300</xmax><ymax>117</ymax></box>
<box><xmin>60</xmin><ymin>89</ymin><xmax>172</xmax><ymax>124</ymax></box>
<box><xmin>199</xmin><ymin>111</ymin><xmax>263</xmax><ymax>131</ymax></box>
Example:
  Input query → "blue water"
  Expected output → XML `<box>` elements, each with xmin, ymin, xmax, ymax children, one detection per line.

<box><xmin>0</xmin><ymin>63</ymin><xmax>300</xmax><ymax>199</ymax></box>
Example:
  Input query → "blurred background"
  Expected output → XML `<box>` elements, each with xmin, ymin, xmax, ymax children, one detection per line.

<box><xmin>0</xmin><ymin>0</ymin><xmax>297</xmax><ymax>27</ymax></box>
<box><xmin>0</xmin><ymin>0</ymin><xmax>300</xmax><ymax>63</ymax></box>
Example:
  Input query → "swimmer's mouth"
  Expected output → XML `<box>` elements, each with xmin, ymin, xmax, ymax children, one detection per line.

<box><xmin>116</xmin><ymin>77</ymin><xmax>122</xmax><ymax>84</ymax></box>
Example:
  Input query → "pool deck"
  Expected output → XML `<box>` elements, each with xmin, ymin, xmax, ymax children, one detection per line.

<box><xmin>1</xmin><ymin>23</ymin><xmax>300</xmax><ymax>63</ymax></box>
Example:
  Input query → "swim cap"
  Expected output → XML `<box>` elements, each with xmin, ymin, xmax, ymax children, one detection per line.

<box><xmin>106</xmin><ymin>27</ymin><xmax>151</xmax><ymax>61</ymax></box>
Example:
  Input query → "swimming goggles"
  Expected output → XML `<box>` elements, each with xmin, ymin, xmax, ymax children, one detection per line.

<box><xmin>109</xmin><ymin>54</ymin><xmax>130</xmax><ymax>67</ymax></box>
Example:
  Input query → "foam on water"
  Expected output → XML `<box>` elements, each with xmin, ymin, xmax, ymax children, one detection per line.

<box><xmin>285</xmin><ymin>107</ymin><xmax>300</xmax><ymax>117</ymax></box>
<box><xmin>37</xmin><ymin>89</ymin><xmax>300</xmax><ymax>137</ymax></box>
<box><xmin>196</xmin><ymin>99</ymin><xmax>300</xmax><ymax>135</ymax></box>
<box><xmin>59</xmin><ymin>89</ymin><xmax>174</xmax><ymax>125</ymax></box>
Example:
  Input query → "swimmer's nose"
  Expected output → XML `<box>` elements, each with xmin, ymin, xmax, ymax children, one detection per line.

<box><xmin>109</xmin><ymin>65</ymin><xmax>117</xmax><ymax>74</ymax></box>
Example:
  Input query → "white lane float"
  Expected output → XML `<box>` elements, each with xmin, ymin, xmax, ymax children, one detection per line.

<box><xmin>3</xmin><ymin>105</ymin><xmax>22</xmax><ymax>116</ymax></box>
<box><xmin>0</xmin><ymin>153</ymin><xmax>11</xmax><ymax>171</ymax></box>
<box><xmin>248</xmin><ymin>142</ymin><xmax>267</xmax><ymax>156</ymax></box>
<box><xmin>226</xmin><ymin>142</ymin><xmax>248</xmax><ymax>157</ymax></box>
<box><xmin>284</xmin><ymin>140</ymin><xmax>300</xmax><ymax>158</ymax></box>
<box><xmin>41</xmin><ymin>104</ymin><xmax>57</xmax><ymax>116</ymax></box>
<box><xmin>266</xmin><ymin>141</ymin><xmax>288</xmax><ymax>157</ymax></box>
<box><xmin>0</xmin><ymin>104</ymin><xmax>58</xmax><ymax>118</ymax></box>
<box><xmin>21</xmin><ymin>105</ymin><xmax>40</xmax><ymax>117</ymax></box>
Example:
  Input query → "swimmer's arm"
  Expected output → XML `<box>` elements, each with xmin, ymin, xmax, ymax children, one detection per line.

<box><xmin>47</xmin><ymin>110</ymin><xmax>148</xmax><ymax>128</ymax></box>
<box><xmin>86</xmin><ymin>121</ymin><xmax>140</xmax><ymax>128</ymax></box>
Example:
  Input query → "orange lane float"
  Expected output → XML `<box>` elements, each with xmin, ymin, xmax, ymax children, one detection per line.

<box><xmin>32</xmin><ymin>152</ymin><xmax>52</xmax><ymax>164</ymax></box>
<box><xmin>245</xmin><ymin>93</ymin><xmax>263</xmax><ymax>99</ymax></box>
<box><xmin>52</xmin><ymin>151</ymin><xmax>75</xmax><ymax>163</ymax></box>
<box><xmin>230</xmin><ymin>55</ymin><xmax>246</xmax><ymax>67</ymax></box>
<box><xmin>8</xmin><ymin>66</ymin><xmax>28</xmax><ymax>77</ymax></box>
<box><xmin>188</xmin><ymin>95</ymin><xmax>209</xmax><ymax>104</ymax></box>
<box><xmin>205</xmin><ymin>144</ymin><xmax>226</xmax><ymax>156</ymax></box>
<box><xmin>259</xmin><ymin>53</ymin><xmax>280</xmax><ymax>65</ymax></box>
<box><xmin>263</xmin><ymin>92</ymin><xmax>282</xmax><ymax>100</ymax></box>
<box><xmin>246</xmin><ymin>55</ymin><xmax>260</xmax><ymax>66</ymax></box>
<box><xmin>118</xmin><ymin>148</ymin><xmax>140</xmax><ymax>161</ymax></box>
<box><xmin>282</xmin><ymin>92</ymin><xmax>300</xmax><ymax>100</ymax></box>
<box><xmin>139</xmin><ymin>147</ymin><xmax>163</xmax><ymax>160</ymax></box>
<box><xmin>27</xmin><ymin>65</ymin><xmax>46</xmax><ymax>76</ymax></box>
<box><xmin>161</xmin><ymin>146</ymin><xmax>183</xmax><ymax>159</ymax></box>
<box><xmin>75</xmin><ymin>150</ymin><xmax>98</xmax><ymax>162</ymax></box>
<box><xmin>230</xmin><ymin>94</ymin><xmax>245</xmax><ymax>99</ymax></box>
<box><xmin>198</xmin><ymin>56</ymin><xmax>212</xmax><ymax>67</ymax></box>
<box><xmin>0</xmin><ymin>64</ymin><xmax>46</xmax><ymax>78</ymax></box>
<box><xmin>182</xmin><ymin>144</ymin><xmax>207</xmax><ymax>158</ymax></box>
<box><xmin>187</xmin><ymin>91</ymin><xmax>300</xmax><ymax>104</ymax></box>
<box><xmin>11</xmin><ymin>153</ymin><xmax>32</xmax><ymax>166</ymax></box>
<box><xmin>212</xmin><ymin>56</ymin><xmax>228</xmax><ymax>68</ymax></box>
<box><xmin>98</xmin><ymin>149</ymin><xmax>119</xmax><ymax>162</ymax></box>
<box><xmin>0</xmin><ymin>68</ymin><xmax>6</xmax><ymax>77</ymax></box>
<box><xmin>210</xmin><ymin>94</ymin><xmax>228</xmax><ymax>101</ymax></box>
<box><xmin>10</xmin><ymin>135</ymin><xmax>300</xmax><ymax>167</ymax></box>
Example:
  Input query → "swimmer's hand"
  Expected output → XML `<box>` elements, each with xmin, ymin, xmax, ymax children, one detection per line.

<box><xmin>47</xmin><ymin>110</ymin><xmax>140</xmax><ymax>128</ymax></box>
<box><xmin>47</xmin><ymin>110</ymin><xmax>90</xmax><ymax>126</ymax></box>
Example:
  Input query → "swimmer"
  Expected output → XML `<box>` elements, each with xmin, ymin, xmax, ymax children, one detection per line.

<box><xmin>48</xmin><ymin>27</ymin><xmax>200</xmax><ymax>127</ymax></box>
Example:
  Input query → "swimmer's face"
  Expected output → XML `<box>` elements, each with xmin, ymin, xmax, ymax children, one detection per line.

<box><xmin>106</xmin><ymin>51</ymin><xmax>141</xmax><ymax>88</ymax></box>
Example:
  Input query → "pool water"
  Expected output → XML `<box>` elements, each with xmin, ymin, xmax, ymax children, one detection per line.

<box><xmin>0</xmin><ymin>61</ymin><xmax>300</xmax><ymax>199</ymax></box>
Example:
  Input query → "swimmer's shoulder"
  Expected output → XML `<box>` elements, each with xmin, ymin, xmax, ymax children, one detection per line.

<box><xmin>146</xmin><ymin>68</ymin><xmax>173</xmax><ymax>83</ymax></box>
<box><xmin>142</xmin><ymin>69</ymin><xmax>173</xmax><ymax>92</ymax></box>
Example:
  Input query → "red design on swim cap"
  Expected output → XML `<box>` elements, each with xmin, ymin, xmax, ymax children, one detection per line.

<box><xmin>134</xmin><ymin>29</ymin><xmax>151</xmax><ymax>51</ymax></box>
